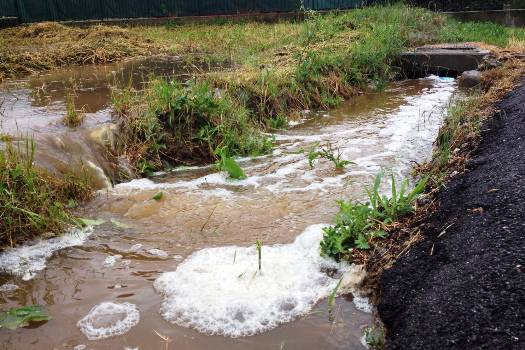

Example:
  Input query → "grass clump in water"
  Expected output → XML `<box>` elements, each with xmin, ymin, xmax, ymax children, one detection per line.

<box><xmin>0</xmin><ymin>140</ymin><xmax>92</xmax><ymax>247</ymax></box>
<box><xmin>112</xmin><ymin>78</ymin><xmax>271</xmax><ymax>174</ymax></box>
<box><xmin>321</xmin><ymin>172</ymin><xmax>426</xmax><ymax>261</ymax></box>
<box><xmin>63</xmin><ymin>93</ymin><xmax>85</xmax><ymax>127</ymax></box>
<box><xmin>308</xmin><ymin>141</ymin><xmax>354</xmax><ymax>170</ymax></box>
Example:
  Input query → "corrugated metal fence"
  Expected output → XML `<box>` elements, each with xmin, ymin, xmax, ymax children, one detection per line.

<box><xmin>0</xmin><ymin>0</ymin><xmax>367</xmax><ymax>23</ymax></box>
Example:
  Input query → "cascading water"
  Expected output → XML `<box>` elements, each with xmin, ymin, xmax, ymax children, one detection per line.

<box><xmin>0</xmin><ymin>61</ymin><xmax>456</xmax><ymax>350</ymax></box>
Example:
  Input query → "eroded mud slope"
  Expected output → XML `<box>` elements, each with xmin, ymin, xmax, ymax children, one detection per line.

<box><xmin>378</xmin><ymin>83</ymin><xmax>525</xmax><ymax>350</ymax></box>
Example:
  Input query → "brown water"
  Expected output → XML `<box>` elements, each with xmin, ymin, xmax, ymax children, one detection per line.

<box><xmin>0</xmin><ymin>63</ymin><xmax>456</xmax><ymax>350</ymax></box>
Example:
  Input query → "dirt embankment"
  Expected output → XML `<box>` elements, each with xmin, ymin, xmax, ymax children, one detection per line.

<box><xmin>378</xmin><ymin>81</ymin><xmax>525</xmax><ymax>349</ymax></box>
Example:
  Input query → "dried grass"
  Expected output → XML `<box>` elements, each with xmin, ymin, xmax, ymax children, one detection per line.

<box><xmin>0</xmin><ymin>23</ymin><xmax>160</xmax><ymax>82</ymax></box>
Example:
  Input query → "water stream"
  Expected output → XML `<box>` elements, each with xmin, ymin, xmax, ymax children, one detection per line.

<box><xmin>0</xmin><ymin>59</ymin><xmax>456</xmax><ymax>350</ymax></box>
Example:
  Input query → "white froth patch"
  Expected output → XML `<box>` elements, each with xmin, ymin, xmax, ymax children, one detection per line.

<box><xmin>104</xmin><ymin>255</ymin><xmax>122</xmax><ymax>267</ymax></box>
<box><xmin>77</xmin><ymin>302</ymin><xmax>140</xmax><ymax>340</ymax></box>
<box><xmin>146</xmin><ymin>248</ymin><xmax>169</xmax><ymax>258</ymax></box>
<box><xmin>0</xmin><ymin>227</ymin><xmax>94</xmax><ymax>280</ymax></box>
<box><xmin>154</xmin><ymin>224</ymin><xmax>351</xmax><ymax>337</ymax></box>
<box><xmin>0</xmin><ymin>283</ymin><xmax>19</xmax><ymax>292</ymax></box>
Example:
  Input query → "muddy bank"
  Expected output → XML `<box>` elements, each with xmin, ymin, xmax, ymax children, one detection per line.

<box><xmin>378</xmin><ymin>82</ymin><xmax>525</xmax><ymax>349</ymax></box>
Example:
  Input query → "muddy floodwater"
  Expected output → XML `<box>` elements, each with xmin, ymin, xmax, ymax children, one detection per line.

<box><xmin>0</xmin><ymin>58</ymin><xmax>456</xmax><ymax>350</ymax></box>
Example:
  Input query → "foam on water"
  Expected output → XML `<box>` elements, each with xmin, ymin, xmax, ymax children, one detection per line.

<box><xmin>0</xmin><ymin>227</ymin><xmax>94</xmax><ymax>280</ymax></box>
<box><xmin>154</xmin><ymin>224</ymin><xmax>353</xmax><ymax>338</ymax></box>
<box><xmin>77</xmin><ymin>301</ymin><xmax>140</xmax><ymax>340</ymax></box>
<box><xmin>146</xmin><ymin>248</ymin><xmax>169</xmax><ymax>258</ymax></box>
<box><xmin>0</xmin><ymin>283</ymin><xmax>19</xmax><ymax>292</ymax></box>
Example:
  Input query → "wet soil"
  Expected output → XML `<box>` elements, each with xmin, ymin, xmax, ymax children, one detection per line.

<box><xmin>379</xmin><ymin>82</ymin><xmax>525</xmax><ymax>349</ymax></box>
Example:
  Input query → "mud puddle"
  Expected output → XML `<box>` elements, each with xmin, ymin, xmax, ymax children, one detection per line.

<box><xmin>0</xmin><ymin>72</ymin><xmax>456</xmax><ymax>349</ymax></box>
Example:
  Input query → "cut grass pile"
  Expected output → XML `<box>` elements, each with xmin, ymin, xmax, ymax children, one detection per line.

<box><xmin>0</xmin><ymin>22</ymin><xmax>157</xmax><ymax>82</ymax></box>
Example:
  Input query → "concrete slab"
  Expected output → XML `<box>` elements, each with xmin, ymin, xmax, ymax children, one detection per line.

<box><xmin>399</xmin><ymin>44</ymin><xmax>491</xmax><ymax>77</ymax></box>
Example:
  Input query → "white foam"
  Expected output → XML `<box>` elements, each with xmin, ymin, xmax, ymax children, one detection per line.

<box><xmin>146</xmin><ymin>248</ymin><xmax>169</xmax><ymax>258</ymax></box>
<box><xmin>0</xmin><ymin>227</ymin><xmax>94</xmax><ymax>280</ymax></box>
<box><xmin>104</xmin><ymin>255</ymin><xmax>122</xmax><ymax>267</ymax></box>
<box><xmin>0</xmin><ymin>283</ymin><xmax>19</xmax><ymax>292</ymax></box>
<box><xmin>77</xmin><ymin>301</ymin><xmax>140</xmax><ymax>340</ymax></box>
<box><xmin>154</xmin><ymin>224</ymin><xmax>351</xmax><ymax>338</ymax></box>
<box><xmin>128</xmin><ymin>243</ymin><xmax>143</xmax><ymax>252</ymax></box>
<box><xmin>353</xmin><ymin>295</ymin><xmax>373</xmax><ymax>313</ymax></box>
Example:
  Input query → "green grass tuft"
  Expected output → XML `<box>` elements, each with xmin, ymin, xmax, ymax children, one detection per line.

<box><xmin>112</xmin><ymin>78</ymin><xmax>271</xmax><ymax>174</ymax></box>
<box><xmin>0</xmin><ymin>140</ymin><xmax>92</xmax><ymax>247</ymax></box>
<box><xmin>320</xmin><ymin>172</ymin><xmax>426</xmax><ymax>261</ymax></box>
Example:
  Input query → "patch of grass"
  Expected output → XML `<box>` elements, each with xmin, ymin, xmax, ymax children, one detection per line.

<box><xmin>266</xmin><ymin>114</ymin><xmax>288</xmax><ymax>129</ymax></box>
<box><xmin>428</xmin><ymin>94</ymin><xmax>482</xmax><ymax>184</ymax></box>
<box><xmin>438</xmin><ymin>18</ymin><xmax>525</xmax><ymax>47</ymax></box>
<box><xmin>256</xmin><ymin>240</ymin><xmax>262</xmax><ymax>273</ymax></box>
<box><xmin>111</xmin><ymin>78</ymin><xmax>271</xmax><ymax>174</ymax></box>
<box><xmin>0</xmin><ymin>140</ymin><xmax>92</xmax><ymax>247</ymax></box>
<box><xmin>327</xmin><ymin>277</ymin><xmax>343</xmax><ymax>321</ymax></box>
<box><xmin>131</xmin><ymin>5</ymin><xmax>442</xmax><ymax>125</ymax></box>
<box><xmin>320</xmin><ymin>172</ymin><xmax>426</xmax><ymax>261</ymax></box>
<box><xmin>308</xmin><ymin>142</ymin><xmax>354</xmax><ymax>170</ymax></box>
<box><xmin>63</xmin><ymin>93</ymin><xmax>84</xmax><ymax>127</ymax></box>
<box><xmin>364</xmin><ymin>324</ymin><xmax>386</xmax><ymax>349</ymax></box>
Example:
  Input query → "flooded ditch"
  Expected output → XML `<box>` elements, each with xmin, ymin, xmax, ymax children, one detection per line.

<box><xmin>0</xmin><ymin>59</ymin><xmax>456</xmax><ymax>350</ymax></box>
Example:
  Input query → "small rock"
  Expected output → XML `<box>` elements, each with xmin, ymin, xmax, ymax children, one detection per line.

<box><xmin>459</xmin><ymin>70</ymin><xmax>481</xmax><ymax>88</ymax></box>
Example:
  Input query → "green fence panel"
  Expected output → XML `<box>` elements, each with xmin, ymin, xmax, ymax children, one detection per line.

<box><xmin>0</xmin><ymin>0</ymin><xmax>17</xmax><ymax>17</ymax></box>
<box><xmin>305</xmin><ymin>0</ymin><xmax>365</xmax><ymax>11</ymax></box>
<box><xmin>15</xmin><ymin>0</ymin><xmax>49</xmax><ymax>22</ymax></box>
<box><xmin>3</xmin><ymin>0</ymin><xmax>369</xmax><ymax>23</ymax></box>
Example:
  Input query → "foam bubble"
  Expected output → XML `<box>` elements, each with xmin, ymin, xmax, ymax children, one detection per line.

<box><xmin>154</xmin><ymin>224</ymin><xmax>350</xmax><ymax>337</ymax></box>
<box><xmin>0</xmin><ymin>227</ymin><xmax>94</xmax><ymax>280</ymax></box>
<box><xmin>146</xmin><ymin>248</ymin><xmax>169</xmax><ymax>258</ymax></box>
<box><xmin>0</xmin><ymin>283</ymin><xmax>19</xmax><ymax>292</ymax></box>
<box><xmin>128</xmin><ymin>243</ymin><xmax>143</xmax><ymax>252</ymax></box>
<box><xmin>104</xmin><ymin>255</ymin><xmax>122</xmax><ymax>267</ymax></box>
<box><xmin>353</xmin><ymin>295</ymin><xmax>373</xmax><ymax>313</ymax></box>
<box><xmin>77</xmin><ymin>302</ymin><xmax>140</xmax><ymax>340</ymax></box>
